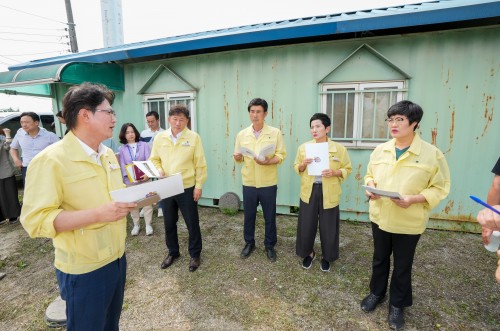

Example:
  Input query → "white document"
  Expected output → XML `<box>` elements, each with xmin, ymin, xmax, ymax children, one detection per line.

<box><xmin>305</xmin><ymin>142</ymin><xmax>329</xmax><ymax>176</ymax></box>
<box><xmin>239</xmin><ymin>144</ymin><xmax>275</xmax><ymax>161</ymax></box>
<box><xmin>110</xmin><ymin>173</ymin><xmax>184</xmax><ymax>203</ymax></box>
<box><xmin>133</xmin><ymin>160</ymin><xmax>161</xmax><ymax>178</ymax></box>
<box><xmin>362</xmin><ymin>185</ymin><xmax>403</xmax><ymax>199</ymax></box>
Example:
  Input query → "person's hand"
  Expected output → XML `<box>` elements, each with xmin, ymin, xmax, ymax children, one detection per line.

<box><xmin>391</xmin><ymin>195</ymin><xmax>414</xmax><ymax>208</ymax></box>
<box><xmin>321</xmin><ymin>169</ymin><xmax>339</xmax><ymax>178</ymax></box>
<box><xmin>3</xmin><ymin>128</ymin><xmax>11</xmax><ymax>137</ymax></box>
<box><xmin>365</xmin><ymin>182</ymin><xmax>381</xmax><ymax>201</ymax></box>
<box><xmin>97</xmin><ymin>201</ymin><xmax>137</xmax><ymax>222</ymax></box>
<box><xmin>298</xmin><ymin>158</ymin><xmax>313</xmax><ymax>172</ymax></box>
<box><xmin>139</xmin><ymin>174</ymin><xmax>149</xmax><ymax>181</ymax></box>
<box><xmin>13</xmin><ymin>158</ymin><xmax>22</xmax><ymax>169</ymax></box>
<box><xmin>482</xmin><ymin>227</ymin><xmax>494</xmax><ymax>245</ymax></box>
<box><xmin>496</xmin><ymin>250</ymin><xmax>500</xmax><ymax>284</ymax></box>
<box><xmin>193</xmin><ymin>188</ymin><xmax>202</xmax><ymax>202</ymax></box>
<box><xmin>233</xmin><ymin>152</ymin><xmax>243</xmax><ymax>162</ymax></box>
<box><xmin>158</xmin><ymin>170</ymin><xmax>166</xmax><ymax>177</ymax></box>
<box><xmin>254</xmin><ymin>156</ymin><xmax>272</xmax><ymax>165</ymax></box>
<box><xmin>477</xmin><ymin>206</ymin><xmax>500</xmax><ymax>231</ymax></box>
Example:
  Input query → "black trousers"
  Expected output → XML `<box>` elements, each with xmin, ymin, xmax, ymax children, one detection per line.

<box><xmin>296</xmin><ymin>183</ymin><xmax>340</xmax><ymax>262</ymax></box>
<box><xmin>242</xmin><ymin>185</ymin><xmax>277</xmax><ymax>248</ymax></box>
<box><xmin>0</xmin><ymin>175</ymin><xmax>20</xmax><ymax>220</ymax></box>
<box><xmin>369</xmin><ymin>222</ymin><xmax>421</xmax><ymax>308</ymax></box>
<box><xmin>161</xmin><ymin>186</ymin><xmax>202</xmax><ymax>258</ymax></box>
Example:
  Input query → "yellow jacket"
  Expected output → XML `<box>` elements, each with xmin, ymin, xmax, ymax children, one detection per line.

<box><xmin>234</xmin><ymin>123</ymin><xmax>287</xmax><ymax>188</ymax></box>
<box><xmin>365</xmin><ymin>133</ymin><xmax>450</xmax><ymax>234</ymax></box>
<box><xmin>294</xmin><ymin>139</ymin><xmax>352</xmax><ymax>209</ymax></box>
<box><xmin>150</xmin><ymin>128</ymin><xmax>207</xmax><ymax>189</ymax></box>
<box><xmin>20</xmin><ymin>132</ymin><xmax>127</xmax><ymax>274</ymax></box>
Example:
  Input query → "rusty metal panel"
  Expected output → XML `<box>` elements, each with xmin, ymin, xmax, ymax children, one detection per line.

<box><xmin>115</xmin><ymin>26</ymin><xmax>499</xmax><ymax>232</ymax></box>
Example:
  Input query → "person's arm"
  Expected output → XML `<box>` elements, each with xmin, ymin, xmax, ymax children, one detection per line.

<box><xmin>148</xmin><ymin>135</ymin><xmax>165</xmax><ymax>176</ymax></box>
<box><xmin>480</xmin><ymin>175</ymin><xmax>500</xmax><ymax>244</ymax></box>
<box><xmin>233</xmin><ymin>132</ymin><xmax>244</xmax><ymax>162</ymax></box>
<box><xmin>193</xmin><ymin>135</ymin><xmax>207</xmax><ymax>201</ymax></box>
<box><xmin>9</xmin><ymin>148</ymin><xmax>22</xmax><ymax>169</ymax></box>
<box><xmin>255</xmin><ymin>129</ymin><xmax>287</xmax><ymax>166</ymax></box>
<box><xmin>53</xmin><ymin>202</ymin><xmax>137</xmax><ymax>233</ymax></box>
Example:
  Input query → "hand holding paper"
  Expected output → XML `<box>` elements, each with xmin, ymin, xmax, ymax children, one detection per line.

<box><xmin>305</xmin><ymin>142</ymin><xmax>329</xmax><ymax>176</ymax></box>
<box><xmin>239</xmin><ymin>144</ymin><xmax>275</xmax><ymax>162</ymax></box>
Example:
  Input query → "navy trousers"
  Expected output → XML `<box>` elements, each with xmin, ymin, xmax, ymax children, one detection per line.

<box><xmin>242</xmin><ymin>185</ymin><xmax>277</xmax><ymax>248</ymax></box>
<box><xmin>161</xmin><ymin>186</ymin><xmax>202</xmax><ymax>258</ymax></box>
<box><xmin>369</xmin><ymin>222</ymin><xmax>421</xmax><ymax>308</ymax></box>
<box><xmin>56</xmin><ymin>254</ymin><xmax>127</xmax><ymax>331</ymax></box>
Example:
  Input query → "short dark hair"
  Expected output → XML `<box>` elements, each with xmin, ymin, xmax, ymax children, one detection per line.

<box><xmin>310</xmin><ymin>113</ymin><xmax>331</xmax><ymax>128</ymax></box>
<box><xmin>20</xmin><ymin>112</ymin><xmax>40</xmax><ymax>123</ymax></box>
<box><xmin>62</xmin><ymin>82</ymin><xmax>115</xmax><ymax>130</ymax></box>
<box><xmin>55</xmin><ymin>110</ymin><xmax>63</xmax><ymax>117</ymax></box>
<box><xmin>118</xmin><ymin>123</ymin><xmax>140</xmax><ymax>144</ymax></box>
<box><xmin>387</xmin><ymin>100</ymin><xmax>423</xmax><ymax>131</ymax></box>
<box><xmin>146</xmin><ymin>111</ymin><xmax>159</xmax><ymax>120</ymax></box>
<box><xmin>168</xmin><ymin>104</ymin><xmax>190</xmax><ymax>119</ymax></box>
<box><xmin>247</xmin><ymin>98</ymin><xmax>268</xmax><ymax>112</ymax></box>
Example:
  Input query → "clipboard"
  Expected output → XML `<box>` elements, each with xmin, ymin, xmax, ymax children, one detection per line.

<box><xmin>135</xmin><ymin>193</ymin><xmax>161</xmax><ymax>208</ymax></box>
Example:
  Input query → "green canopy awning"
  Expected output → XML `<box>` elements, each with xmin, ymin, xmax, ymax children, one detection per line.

<box><xmin>0</xmin><ymin>62</ymin><xmax>124</xmax><ymax>97</ymax></box>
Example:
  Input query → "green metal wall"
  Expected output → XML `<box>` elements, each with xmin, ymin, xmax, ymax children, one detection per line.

<box><xmin>110</xmin><ymin>26</ymin><xmax>500</xmax><ymax>231</ymax></box>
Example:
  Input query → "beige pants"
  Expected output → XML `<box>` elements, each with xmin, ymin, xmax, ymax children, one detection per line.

<box><xmin>130</xmin><ymin>205</ymin><xmax>153</xmax><ymax>226</ymax></box>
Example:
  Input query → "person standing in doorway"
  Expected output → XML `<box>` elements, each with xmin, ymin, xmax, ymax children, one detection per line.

<box><xmin>10</xmin><ymin>112</ymin><xmax>59</xmax><ymax>184</ymax></box>
<box><xmin>233</xmin><ymin>98</ymin><xmax>287</xmax><ymax>262</ymax></box>
<box><xmin>150</xmin><ymin>104</ymin><xmax>207</xmax><ymax>272</ymax></box>
<box><xmin>140</xmin><ymin>110</ymin><xmax>165</xmax><ymax>217</ymax></box>
<box><xmin>360</xmin><ymin>100</ymin><xmax>450</xmax><ymax>330</ymax></box>
<box><xmin>20</xmin><ymin>83</ymin><xmax>136</xmax><ymax>330</ymax></box>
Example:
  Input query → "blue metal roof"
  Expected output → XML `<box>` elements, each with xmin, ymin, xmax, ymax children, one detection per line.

<box><xmin>9</xmin><ymin>0</ymin><xmax>500</xmax><ymax>70</ymax></box>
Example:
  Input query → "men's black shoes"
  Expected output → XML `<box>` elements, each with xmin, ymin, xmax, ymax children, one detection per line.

<box><xmin>388</xmin><ymin>305</ymin><xmax>405</xmax><ymax>330</ymax></box>
<box><xmin>189</xmin><ymin>258</ymin><xmax>201</xmax><ymax>272</ymax></box>
<box><xmin>160</xmin><ymin>253</ymin><xmax>180</xmax><ymax>269</ymax></box>
<box><xmin>361</xmin><ymin>293</ymin><xmax>386</xmax><ymax>312</ymax></box>
<box><xmin>240</xmin><ymin>243</ymin><xmax>255</xmax><ymax>259</ymax></box>
<box><xmin>266</xmin><ymin>247</ymin><xmax>277</xmax><ymax>262</ymax></box>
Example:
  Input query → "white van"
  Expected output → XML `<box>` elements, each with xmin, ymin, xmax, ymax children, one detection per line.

<box><xmin>0</xmin><ymin>110</ymin><xmax>57</xmax><ymax>135</ymax></box>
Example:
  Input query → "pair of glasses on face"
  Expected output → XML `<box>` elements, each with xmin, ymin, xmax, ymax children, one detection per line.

<box><xmin>385</xmin><ymin>117</ymin><xmax>406</xmax><ymax>124</ymax></box>
<box><xmin>95</xmin><ymin>108</ymin><xmax>116</xmax><ymax>117</ymax></box>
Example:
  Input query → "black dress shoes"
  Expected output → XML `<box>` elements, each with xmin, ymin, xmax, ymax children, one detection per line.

<box><xmin>266</xmin><ymin>247</ymin><xmax>277</xmax><ymax>262</ymax></box>
<box><xmin>160</xmin><ymin>253</ymin><xmax>180</xmax><ymax>269</ymax></box>
<box><xmin>189</xmin><ymin>257</ymin><xmax>201</xmax><ymax>272</ymax></box>
<box><xmin>361</xmin><ymin>293</ymin><xmax>386</xmax><ymax>312</ymax></box>
<box><xmin>240</xmin><ymin>243</ymin><xmax>255</xmax><ymax>259</ymax></box>
<box><xmin>388</xmin><ymin>305</ymin><xmax>405</xmax><ymax>330</ymax></box>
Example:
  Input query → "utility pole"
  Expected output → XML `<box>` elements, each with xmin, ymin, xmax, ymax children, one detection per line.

<box><xmin>64</xmin><ymin>0</ymin><xmax>79</xmax><ymax>53</ymax></box>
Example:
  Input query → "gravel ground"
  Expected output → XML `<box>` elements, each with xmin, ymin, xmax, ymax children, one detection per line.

<box><xmin>0</xmin><ymin>206</ymin><xmax>499</xmax><ymax>330</ymax></box>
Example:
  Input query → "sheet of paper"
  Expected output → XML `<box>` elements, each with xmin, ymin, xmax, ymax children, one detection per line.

<box><xmin>110</xmin><ymin>173</ymin><xmax>184</xmax><ymax>203</ymax></box>
<box><xmin>305</xmin><ymin>142</ymin><xmax>329</xmax><ymax>176</ymax></box>
<box><xmin>133</xmin><ymin>160</ymin><xmax>161</xmax><ymax>178</ymax></box>
<box><xmin>362</xmin><ymin>185</ymin><xmax>403</xmax><ymax>199</ymax></box>
<box><xmin>239</xmin><ymin>146</ymin><xmax>257</xmax><ymax>159</ymax></box>
<box><xmin>258</xmin><ymin>144</ymin><xmax>276</xmax><ymax>160</ymax></box>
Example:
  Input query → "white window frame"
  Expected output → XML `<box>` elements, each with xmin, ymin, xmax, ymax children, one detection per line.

<box><xmin>142</xmin><ymin>91</ymin><xmax>197</xmax><ymax>131</ymax></box>
<box><xmin>321</xmin><ymin>81</ymin><xmax>406</xmax><ymax>148</ymax></box>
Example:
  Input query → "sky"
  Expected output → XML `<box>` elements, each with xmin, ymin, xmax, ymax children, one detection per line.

<box><xmin>0</xmin><ymin>0</ymin><xmax>431</xmax><ymax>110</ymax></box>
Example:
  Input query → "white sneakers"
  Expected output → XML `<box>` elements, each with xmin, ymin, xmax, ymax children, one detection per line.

<box><xmin>157</xmin><ymin>208</ymin><xmax>163</xmax><ymax>217</ymax></box>
<box><xmin>131</xmin><ymin>224</ymin><xmax>153</xmax><ymax>236</ymax></box>
<box><xmin>131</xmin><ymin>225</ymin><xmax>140</xmax><ymax>236</ymax></box>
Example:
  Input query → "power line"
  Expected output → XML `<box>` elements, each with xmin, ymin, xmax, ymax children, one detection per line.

<box><xmin>0</xmin><ymin>37</ymin><xmax>68</xmax><ymax>45</ymax></box>
<box><xmin>0</xmin><ymin>55</ymin><xmax>16</xmax><ymax>63</ymax></box>
<box><xmin>0</xmin><ymin>25</ymin><xmax>66</xmax><ymax>31</ymax></box>
<box><xmin>0</xmin><ymin>31</ymin><xmax>65</xmax><ymax>37</ymax></box>
<box><xmin>0</xmin><ymin>50</ymin><xmax>69</xmax><ymax>56</ymax></box>
<box><xmin>0</xmin><ymin>4</ymin><xmax>67</xmax><ymax>25</ymax></box>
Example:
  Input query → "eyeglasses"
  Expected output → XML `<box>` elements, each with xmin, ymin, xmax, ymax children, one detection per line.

<box><xmin>385</xmin><ymin>117</ymin><xmax>406</xmax><ymax>125</ymax></box>
<box><xmin>95</xmin><ymin>108</ymin><xmax>116</xmax><ymax>117</ymax></box>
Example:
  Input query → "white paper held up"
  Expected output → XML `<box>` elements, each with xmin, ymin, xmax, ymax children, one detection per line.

<box><xmin>110</xmin><ymin>173</ymin><xmax>184</xmax><ymax>203</ymax></box>
<box><xmin>239</xmin><ymin>144</ymin><xmax>275</xmax><ymax>161</ymax></box>
<box><xmin>305</xmin><ymin>142</ymin><xmax>329</xmax><ymax>176</ymax></box>
<box><xmin>362</xmin><ymin>185</ymin><xmax>403</xmax><ymax>199</ymax></box>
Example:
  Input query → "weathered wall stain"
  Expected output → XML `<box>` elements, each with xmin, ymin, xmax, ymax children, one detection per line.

<box><xmin>480</xmin><ymin>94</ymin><xmax>494</xmax><ymax>138</ymax></box>
<box><xmin>224</xmin><ymin>81</ymin><xmax>230</xmax><ymax>137</ymax></box>
<box><xmin>354</xmin><ymin>163</ymin><xmax>362</xmax><ymax>182</ymax></box>
<box><xmin>444</xmin><ymin>200</ymin><xmax>454</xmax><ymax>214</ymax></box>
<box><xmin>431</xmin><ymin>113</ymin><xmax>438</xmax><ymax>145</ymax></box>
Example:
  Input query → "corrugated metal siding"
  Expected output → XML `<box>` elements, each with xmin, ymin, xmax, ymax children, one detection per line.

<box><xmin>108</xmin><ymin>26</ymin><xmax>499</xmax><ymax>231</ymax></box>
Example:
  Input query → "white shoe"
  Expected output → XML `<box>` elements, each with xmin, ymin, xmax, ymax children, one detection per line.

<box><xmin>131</xmin><ymin>225</ymin><xmax>140</xmax><ymax>236</ymax></box>
<box><xmin>157</xmin><ymin>208</ymin><xmax>163</xmax><ymax>217</ymax></box>
<box><xmin>139</xmin><ymin>209</ymin><xmax>145</xmax><ymax>218</ymax></box>
<box><xmin>146</xmin><ymin>224</ymin><xmax>153</xmax><ymax>236</ymax></box>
